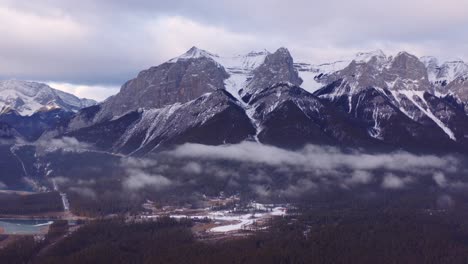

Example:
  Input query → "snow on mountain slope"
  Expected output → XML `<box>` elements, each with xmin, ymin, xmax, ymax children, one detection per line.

<box><xmin>67</xmin><ymin>90</ymin><xmax>255</xmax><ymax>155</ymax></box>
<box><xmin>294</xmin><ymin>61</ymin><xmax>349</xmax><ymax>94</ymax></box>
<box><xmin>214</xmin><ymin>51</ymin><xmax>269</xmax><ymax>103</ymax></box>
<box><xmin>421</xmin><ymin>56</ymin><xmax>468</xmax><ymax>89</ymax></box>
<box><xmin>168</xmin><ymin>46</ymin><xmax>219</xmax><ymax>63</ymax></box>
<box><xmin>312</xmin><ymin>50</ymin><xmax>464</xmax><ymax>144</ymax></box>
<box><xmin>397</xmin><ymin>90</ymin><xmax>456</xmax><ymax>141</ymax></box>
<box><xmin>46</xmin><ymin>46</ymin><xmax>468</xmax><ymax>154</ymax></box>
<box><xmin>294</xmin><ymin>50</ymin><xmax>387</xmax><ymax>94</ymax></box>
<box><xmin>168</xmin><ymin>47</ymin><xmax>269</xmax><ymax>103</ymax></box>
<box><xmin>0</xmin><ymin>80</ymin><xmax>96</xmax><ymax>116</ymax></box>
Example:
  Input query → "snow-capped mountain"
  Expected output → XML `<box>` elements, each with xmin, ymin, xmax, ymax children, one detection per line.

<box><xmin>421</xmin><ymin>56</ymin><xmax>468</xmax><ymax>89</ymax></box>
<box><xmin>313</xmin><ymin>51</ymin><xmax>468</xmax><ymax>144</ymax></box>
<box><xmin>0</xmin><ymin>80</ymin><xmax>96</xmax><ymax>116</ymax></box>
<box><xmin>420</xmin><ymin>57</ymin><xmax>468</xmax><ymax>112</ymax></box>
<box><xmin>294</xmin><ymin>50</ymin><xmax>388</xmax><ymax>94</ymax></box>
<box><xmin>20</xmin><ymin>47</ymin><xmax>468</xmax><ymax>154</ymax></box>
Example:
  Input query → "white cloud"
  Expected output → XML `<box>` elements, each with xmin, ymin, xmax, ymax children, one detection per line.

<box><xmin>381</xmin><ymin>174</ymin><xmax>413</xmax><ymax>190</ymax></box>
<box><xmin>145</xmin><ymin>16</ymin><xmax>260</xmax><ymax>62</ymax></box>
<box><xmin>46</xmin><ymin>82</ymin><xmax>120</xmax><ymax>101</ymax></box>
<box><xmin>37</xmin><ymin>137</ymin><xmax>91</xmax><ymax>152</ymax></box>
<box><xmin>182</xmin><ymin>162</ymin><xmax>203</xmax><ymax>175</ymax></box>
<box><xmin>433</xmin><ymin>172</ymin><xmax>448</xmax><ymax>188</ymax></box>
<box><xmin>123</xmin><ymin>170</ymin><xmax>172</xmax><ymax>190</ymax></box>
<box><xmin>346</xmin><ymin>171</ymin><xmax>373</xmax><ymax>185</ymax></box>
<box><xmin>169</xmin><ymin>142</ymin><xmax>457</xmax><ymax>173</ymax></box>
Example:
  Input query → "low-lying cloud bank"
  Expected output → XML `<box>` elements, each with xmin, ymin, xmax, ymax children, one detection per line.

<box><xmin>47</xmin><ymin>141</ymin><xmax>468</xmax><ymax>202</ymax></box>
<box><xmin>169</xmin><ymin>142</ymin><xmax>457</xmax><ymax>173</ymax></box>
<box><xmin>166</xmin><ymin>142</ymin><xmax>464</xmax><ymax>195</ymax></box>
<box><xmin>121</xmin><ymin>158</ymin><xmax>173</xmax><ymax>191</ymax></box>
<box><xmin>36</xmin><ymin>137</ymin><xmax>93</xmax><ymax>153</ymax></box>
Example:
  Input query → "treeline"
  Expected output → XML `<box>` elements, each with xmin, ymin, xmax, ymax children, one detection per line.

<box><xmin>3</xmin><ymin>208</ymin><xmax>468</xmax><ymax>263</ymax></box>
<box><xmin>0</xmin><ymin>192</ymin><xmax>63</xmax><ymax>215</ymax></box>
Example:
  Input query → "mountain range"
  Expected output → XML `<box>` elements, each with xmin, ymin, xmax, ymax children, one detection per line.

<box><xmin>2</xmin><ymin>47</ymin><xmax>468</xmax><ymax>154</ymax></box>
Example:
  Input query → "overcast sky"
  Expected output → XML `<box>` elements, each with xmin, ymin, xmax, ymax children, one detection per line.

<box><xmin>1</xmin><ymin>0</ymin><xmax>467</xmax><ymax>101</ymax></box>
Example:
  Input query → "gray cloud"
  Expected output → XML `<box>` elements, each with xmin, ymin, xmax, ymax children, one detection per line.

<box><xmin>123</xmin><ymin>170</ymin><xmax>172</xmax><ymax>191</ymax></box>
<box><xmin>381</xmin><ymin>174</ymin><xmax>413</xmax><ymax>190</ymax></box>
<box><xmin>345</xmin><ymin>171</ymin><xmax>373</xmax><ymax>186</ymax></box>
<box><xmin>169</xmin><ymin>142</ymin><xmax>457</xmax><ymax>173</ymax></box>
<box><xmin>121</xmin><ymin>157</ymin><xmax>172</xmax><ymax>191</ymax></box>
<box><xmin>182</xmin><ymin>162</ymin><xmax>203</xmax><ymax>175</ymax></box>
<box><xmin>167</xmin><ymin>142</ymin><xmax>464</xmax><ymax>196</ymax></box>
<box><xmin>0</xmin><ymin>0</ymin><xmax>467</xmax><ymax>100</ymax></box>
<box><xmin>433</xmin><ymin>172</ymin><xmax>448</xmax><ymax>188</ymax></box>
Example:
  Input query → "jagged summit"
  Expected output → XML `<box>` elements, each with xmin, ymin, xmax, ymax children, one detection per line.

<box><xmin>240</xmin><ymin>47</ymin><xmax>302</xmax><ymax>102</ymax></box>
<box><xmin>46</xmin><ymin>46</ymin><xmax>468</xmax><ymax>153</ymax></box>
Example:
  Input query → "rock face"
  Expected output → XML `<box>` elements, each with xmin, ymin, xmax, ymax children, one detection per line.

<box><xmin>421</xmin><ymin>57</ymin><xmax>468</xmax><ymax>111</ymax></box>
<box><xmin>0</xmin><ymin>80</ymin><xmax>96</xmax><ymax>116</ymax></box>
<box><xmin>241</xmin><ymin>48</ymin><xmax>302</xmax><ymax>103</ymax></box>
<box><xmin>247</xmin><ymin>83</ymin><xmax>376</xmax><ymax>148</ymax></box>
<box><xmin>314</xmin><ymin>51</ymin><xmax>468</xmax><ymax>149</ymax></box>
<box><xmin>19</xmin><ymin>47</ymin><xmax>468</xmax><ymax>155</ymax></box>
<box><xmin>67</xmin><ymin>90</ymin><xmax>256</xmax><ymax>155</ymax></box>
<box><xmin>421</xmin><ymin>56</ymin><xmax>468</xmax><ymax>89</ymax></box>
<box><xmin>96</xmin><ymin>47</ymin><xmax>229</xmax><ymax>121</ymax></box>
<box><xmin>445</xmin><ymin>76</ymin><xmax>468</xmax><ymax>109</ymax></box>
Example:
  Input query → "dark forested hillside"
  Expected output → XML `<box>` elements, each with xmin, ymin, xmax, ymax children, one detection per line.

<box><xmin>3</xmin><ymin>207</ymin><xmax>468</xmax><ymax>264</ymax></box>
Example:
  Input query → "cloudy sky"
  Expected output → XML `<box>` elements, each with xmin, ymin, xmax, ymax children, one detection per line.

<box><xmin>1</xmin><ymin>0</ymin><xmax>467</xmax><ymax>101</ymax></box>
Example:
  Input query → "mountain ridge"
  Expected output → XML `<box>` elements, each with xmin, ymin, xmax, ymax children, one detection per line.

<box><xmin>5</xmin><ymin>46</ymin><xmax>468</xmax><ymax>155</ymax></box>
<box><xmin>0</xmin><ymin>80</ymin><xmax>97</xmax><ymax>116</ymax></box>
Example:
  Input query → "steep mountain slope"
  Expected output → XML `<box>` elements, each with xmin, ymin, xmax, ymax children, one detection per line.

<box><xmin>0</xmin><ymin>80</ymin><xmax>96</xmax><ymax>116</ymax></box>
<box><xmin>0</xmin><ymin>80</ymin><xmax>96</xmax><ymax>141</ymax></box>
<box><xmin>0</xmin><ymin>109</ymin><xmax>75</xmax><ymax>141</ymax></box>
<box><xmin>314</xmin><ymin>51</ymin><xmax>468</xmax><ymax>149</ymax></box>
<box><xmin>95</xmin><ymin>47</ymin><xmax>229</xmax><ymax>121</ymax></box>
<box><xmin>240</xmin><ymin>48</ymin><xmax>303</xmax><ymax>103</ymax></box>
<box><xmin>247</xmin><ymin>83</ymin><xmax>376</xmax><ymax>148</ymax></box>
<box><xmin>66</xmin><ymin>90</ymin><xmax>255</xmax><ymax>155</ymax></box>
<box><xmin>421</xmin><ymin>57</ymin><xmax>468</xmax><ymax>112</ymax></box>
<box><xmin>294</xmin><ymin>50</ymin><xmax>386</xmax><ymax>94</ymax></box>
<box><xmin>37</xmin><ymin>47</ymin><xmax>468</xmax><ymax>154</ymax></box>
<box><xmin>212</xmin><ymin>50</ymin><xmax>269</xmax><ymax>102</ymax></box>
<box><xmin>421</xmin><ymin>56</ymin><xmax>468</xmax><ymax>89</ymax></box>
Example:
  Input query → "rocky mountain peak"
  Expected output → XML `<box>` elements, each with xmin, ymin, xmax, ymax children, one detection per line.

<box><xmin>169</xmin><ymin>46</ymin><xmax>219</xmax><ymax>63</ymax></box>
<box><xmin>240</xmin><ymin>48</ymin><xmax>302</xmax><ymax>102</ymax></box>
<box><xmin>95</xmin><ymin>48</ymin><xmax>229</xmax><ymax>121</ymax></box>
<box><xmin>386</xmin><ymin>51</ymin><xmax>430</xmax><ymax>90</ymax></box>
